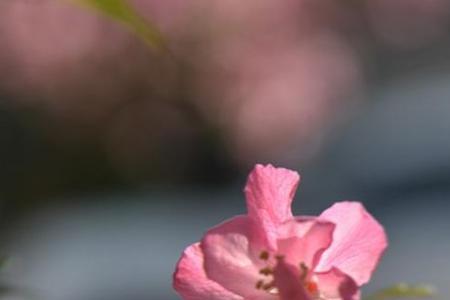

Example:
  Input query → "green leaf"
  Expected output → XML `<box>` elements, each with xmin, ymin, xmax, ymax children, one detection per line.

<box><xmin>364</xmin><ymin>283</ymin><xmax>436</xmax><ymax>300</ymax></box>
<box><xmin>70</xmin><ymin>0</ymin><xmax>167</xmax><ymax>51</ymax></box>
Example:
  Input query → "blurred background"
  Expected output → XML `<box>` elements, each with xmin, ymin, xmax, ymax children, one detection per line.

<box><xmin>0</xmin><ymin>0</ymin><xmax>450</xmax><ymax>299</ymax></box>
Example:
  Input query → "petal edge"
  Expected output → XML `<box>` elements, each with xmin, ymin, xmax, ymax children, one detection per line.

<box><xmin>173</xmin><ymin>243</ymin><xmax>243</xmax><ymax>300</ymax></box>
<box><xmin>245</xmin><ymin>164</ymin><xmax>300</xmax><ymax>248</ymax></box>
<box><xmin>315</xmin><ymin>202</ymin><xmax>388</xmax><ymax>285</ymax></box>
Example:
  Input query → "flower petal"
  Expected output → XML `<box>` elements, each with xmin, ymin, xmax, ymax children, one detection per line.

<box><xmin>245</xmin><ymin>164</ymin><xmax>300</xmax><ymax>223</ymax></box>
<box><xmin>201</xmin><ymin>216</ymin><xmax>269</xmax><ymax>298</ymax></box>
<box><xmin>315</xmin><ymin>202</ymin><xmax>388</xmax><ymax>285</ymax></box>
<box><xmin>314</xmin><ymin>267</ymin><xmax>359</xmax><ymax>300</ymax></box>
<box><xmin>173</xmin><ymin>243</ymin><xmax>243</xmax><ymax>300</ymax></box>
<box><xmin>277</xmin><ymin>218</ymin><xmax>335</xmax><ymax>269</ymax></box>
<box><xmin>245</xmin><ymin>164</ymin><xmax>300</xmax><ymax>248</ymax></box>
<box><xmin>274</xmin><ymin>258</ymin><xmax>312</xmax><ymax>300</ymax></box>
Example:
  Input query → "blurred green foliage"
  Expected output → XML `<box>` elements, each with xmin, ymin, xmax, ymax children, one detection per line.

<box><xmin>72</xmin><ymin>0</ymin><xmax>167</xmax><ymax>51</ymax></box>
<box><xmin>365</xmin><ymin>284</ymin><xmax>436</xmax><ymax>300</ymax></box>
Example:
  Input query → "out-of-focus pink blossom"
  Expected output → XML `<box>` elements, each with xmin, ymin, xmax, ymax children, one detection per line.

<box><xmin>130</xmin><ymin>0</ymin><xmax>191</xmax><ymax>32</ymax></box>
<box><xmin>173</xmin><ymin>164</ymin><xmax>387</xmax><ymax>299</ymax></box>
<box><xmin>0</xmin><ymin>0</ymin><xmax>179</xmax><ymax>134</ymax></box>
<box><xmin>0</xmin><ymin>0</ymin><xmax>121</xmax><ymax>89</ymax></box>
<box><xmin>217</xmin><ymin>37</ymin><xmax>360</xmax><ymax>164</ymax></box>
<box><xmin>186</xmin><ymin>0</ymin><xmax>362</xmax><ymax>165</ymax></box>
<box><xmin>0</xmin><ymin>0</ymin><xmax>364</xmax><ymax>171</ymax></box>
<box><xmin>3</xmin><ymin>0</ymin><xmax>447</xmax><ymax>175</ymax></box>
<box><xmin>0</xmin><ymin>0</ymin><xmax>180</xmax><ymax>107</ymax></box>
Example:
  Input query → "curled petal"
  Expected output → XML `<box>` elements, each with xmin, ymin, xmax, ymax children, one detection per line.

<box><xmin>245</xmin><ymin>164</ymin><xmax>300</xmax><ymax>248</ymax></box>
<box><xmin>315</xmin><ymin>202</ymin><xmax>388</xmax><ymax>285</ymax></box>
<box><xmin>277</xmin><ymin>218</ymin><xmax>335</xmax><ymax>269</ymax></box>
<box><xmin>245</xmin><ymin>164</ymin><xmax>300</xmax><ymax>223</ymax></box>
<box><xmin>314</xmin><ymin>267</ymin><xmax>359</xmax><ymax>300</ymax></box>
<box><xmin>173</xmin><ymin>243</ymin><xmax>243</xmax><ymax>300</ymax></box>
<box><xmin>201</xmin><ymin>216</ymin><xmax>268</xmax><ymax>298</ymax></box>
<box><xmin>274</xmin><ymin>258</ymin><xmax>311</xmax><ymax>300</ymax></box>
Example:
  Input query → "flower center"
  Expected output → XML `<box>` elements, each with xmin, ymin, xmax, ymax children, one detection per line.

<box><xmin>255</xmin><ymin>251</ymin><xmax>320</xmax><ymax>297</ymax></box>
<box><xmin>299</xmin><ymin>262</ymin><xmax>319</xmax><ymax>296</ymax></box>
<box><xmin>255</xmin><ymin>251</ymin><xmax>278</xmax><ymax>294</ymax></box>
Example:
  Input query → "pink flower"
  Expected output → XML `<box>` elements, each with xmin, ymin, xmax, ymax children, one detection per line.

<box><xmin>173</xmin><ymin>164</ymin><xmax>387</xmax><ymax>300</ymax></box>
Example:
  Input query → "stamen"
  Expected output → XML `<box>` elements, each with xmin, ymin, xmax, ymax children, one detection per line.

<box><xmin>298</xmin><ymin>262</ymin><xmax>320</xmax><ymax>297</ymax></box>
<box><xmin>259</xmin><ymin>250</ymin><xmax>270</xmax><ymax>261</ymax></box>
<box><xmin>300</xmin><ymin>262</ymin><xmax>308</xmax><ymax>281</ymax></box>
<box><xmin>256</xmin><ymin>257</ymin><xmax>321</xmax><ymax>297</ymax></box>
<box><xmin>256</xmin><ymin>280</ymin><xmax>264</xmax><ymax>289</ymax></box>
<box><xmin>255</xmin><ymin>250</ymin><xmax>277</xmax><ymax>294</ymax></box>
<box><xmin>259</xmin><ymin>267</ymin><xmax>273</xmax><ymax>276</ymax></box>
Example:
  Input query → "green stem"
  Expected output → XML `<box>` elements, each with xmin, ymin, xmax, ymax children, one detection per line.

<box><xmin>69</xmin><ymin>0</ymin><xmax>168</xmax><ymax>52</ymax></box>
